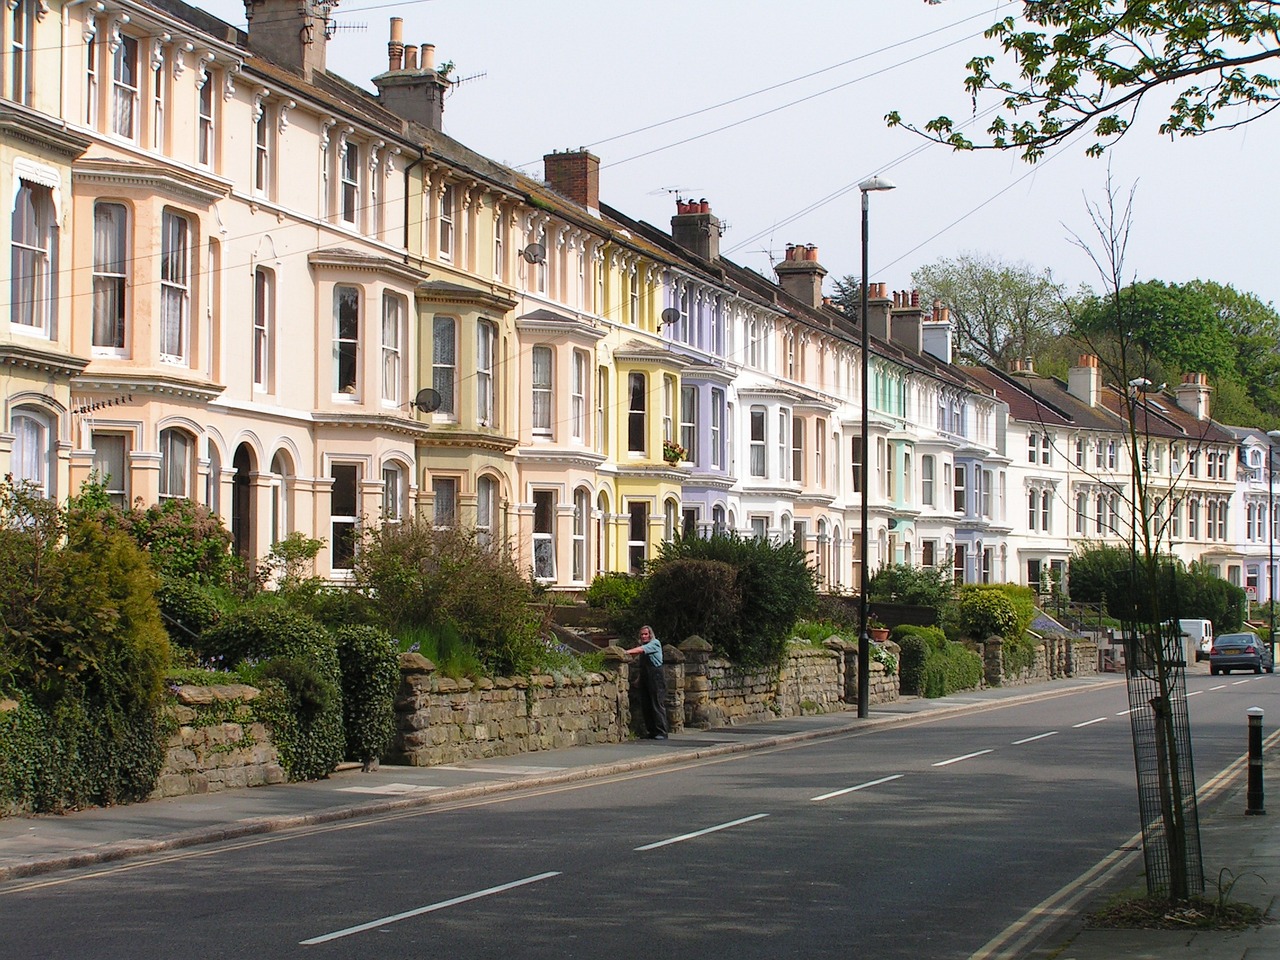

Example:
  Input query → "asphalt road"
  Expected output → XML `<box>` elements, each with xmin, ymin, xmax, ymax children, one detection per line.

<box><xmin>2</xmin><ymin>669</ymin><xmax>1273</xmax><ymax>960</ymax></box>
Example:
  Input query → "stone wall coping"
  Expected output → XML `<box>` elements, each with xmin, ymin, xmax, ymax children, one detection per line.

<box><xmin>174</xmin><ymin>683</ymin><xmax>261</xmax><ymax>706</ymax></box>
<box><xmin>399</xmin><ymin>652</ymin><xmax>436</xmax><ymax>674</ymax></box>
<box><xmin>678</xmin><ymin>636</ymin><xmax>713</xmax><ymax>653</ymax></box>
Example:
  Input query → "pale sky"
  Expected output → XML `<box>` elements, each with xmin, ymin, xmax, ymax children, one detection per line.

<box><xmin>198</xmin><ymin>0</ymin><xmax>1280</xmax><ymax>308</ymax></box>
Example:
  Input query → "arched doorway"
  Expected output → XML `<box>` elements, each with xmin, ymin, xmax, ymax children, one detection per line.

<box><xmin>231</xmin><ymin>444</ymin><xmax>256</xmax><ymax>561</ymax></box>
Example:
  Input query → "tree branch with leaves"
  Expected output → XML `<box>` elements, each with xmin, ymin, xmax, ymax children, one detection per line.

<box><xmin>888</xmin><ymin>2</ymin><xmax>1280</xmax><ymax>161</ymax></box>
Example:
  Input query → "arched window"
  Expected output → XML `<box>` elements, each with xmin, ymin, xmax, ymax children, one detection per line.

<box><xmin>595</xmin><ymin>490</ymin><xmax>610</xmax><ymax>573</ymax></box>
<box><xmin>572</xmin><ymin>486</ymin><xmax>590</xmax><ymax>582</ymax></box>
<box><xmin>476</xmin><ymin>474</ymin><xmax>499</xmax><ymax>549</ymax></box>
<box><xmin>270</xmin><ymin>451</ymin><xmax>293</xmax><ymax>543</ymax></box>
<box><xmin>11</xmin><ymin>408</ymin><xmax>52</xmax><ymax>496</ymax></box>
<box><xmin>381</xmin><ymin>461</ymin><xmax>405</xmax><ymax>527</ymax></box>
<box><xmin>159</xmin><ymin>428</ymin><xmax>194</xmax><ymax>500</ymax></box>
<box><xmin>12</xmin><ymin>180</ymin><xmax>57</xmax><ymax>335</ymax></box>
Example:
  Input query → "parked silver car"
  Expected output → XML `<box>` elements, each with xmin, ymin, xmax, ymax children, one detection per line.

<box><xmin>1209</xmin><ymin>632</ymin><xmax>1275</xmax><ymax>675</ymax></box>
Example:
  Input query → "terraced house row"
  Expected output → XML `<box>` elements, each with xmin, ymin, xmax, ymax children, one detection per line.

<box><xmin>3</xmin><ymin>0</ymin><xmax>1276</xmax><ymax>602</ymax></box>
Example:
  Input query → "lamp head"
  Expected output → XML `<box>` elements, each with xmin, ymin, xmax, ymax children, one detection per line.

<box><xmin>859</xmin><ymin>175</ymin><xmax>896</xmax><ymax>194</ymax></box>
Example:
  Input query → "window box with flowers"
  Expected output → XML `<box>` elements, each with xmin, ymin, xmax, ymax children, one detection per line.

<box><xmin>662</xmin><ymin>439</ymin><xmax>688</xmax><ymax>465</ymax></box>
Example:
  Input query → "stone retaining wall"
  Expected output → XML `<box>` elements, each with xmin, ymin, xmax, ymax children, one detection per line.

<box><xmin>984</xmin><ymin>637</ymin><xmax>1101</xmax><ymax>687</ymax></box>
<box><xmin>390</xmin><ymin>653</ymin><xmax>629</xmax><ymax>766</ymax></box>
<box><xmin>151</xmin><ymin>684</ymin><xmax>284</xmax><ymax>799</ymax></box>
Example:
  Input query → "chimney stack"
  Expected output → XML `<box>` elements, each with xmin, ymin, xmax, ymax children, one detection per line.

<box><xmin>243</xmin><ymin>0</ymin><xmax>333</xmax><ymax>80</ymax></box>
<box><xmin>372</xmin><ymin>18</ymin><xmax>450</xmax><ymax>131</ymax></box>
<box><xmin>543</xmin><ymin>149</ymin><xmax>600</xmax><ymax>215</ymax></box>
<box><xmin>922</xmin><ymin>300</ymin><xmax>952</xmax><ymax>364</ymax></box>
<box><xmin>775</xmin><ymin>242</ymin><xmax>827</xmax><ymax>308</ymax></box>
<box><xmin>1067</xmin><ymin>354</ymin><xmax>1102</xmax><ymax>407</ymax></box>
<box><xmin>670</xmin><ymin>198</ymin><xmax>723</xmax><ymax>263</ymax></box>
<box><xmin>889</xmin><ymin>287</ymin><xmax>925</xmax><ymax>353</ymax></box>
<box><xmin>1174</xmin><ymin>372</ymin><xmax>1212</xmax><ymax>420</ymax></box>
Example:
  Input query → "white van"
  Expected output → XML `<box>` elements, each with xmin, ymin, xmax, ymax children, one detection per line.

<box><xmin>1180</xmin><ymin>619</ymin><xmax>1214</xmax><ymax>663</ymax></box>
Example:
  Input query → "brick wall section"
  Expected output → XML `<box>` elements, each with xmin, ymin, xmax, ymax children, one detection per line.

<box><xmin>389</xmin><ymin>652</ymin><xmax>630</xmax><ymax>766</ymax></box>
<box><xmin>151</xmin><ymin>684</ymin><xmax>284</xmax><ymax>799</ymax></box>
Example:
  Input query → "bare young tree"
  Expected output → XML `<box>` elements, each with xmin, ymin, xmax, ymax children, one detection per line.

<box><xmin>1068</xmin><ymin>174</ymin><xmax>1204</xmax><ymax>901</ymax></box>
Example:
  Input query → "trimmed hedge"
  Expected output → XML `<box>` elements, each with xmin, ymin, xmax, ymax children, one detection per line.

<box><xmin>892</xmin><ymin>625</ymin><xmax>983</xmax><ymax>698</ymax></box>
<box><xmin>335</xmin><ymin>625</ymin><xmax>400</xmax><ymax>769</ymax></box>
<box><xmin>201</xmin><ymin>605</ymin><xmax>344</xmax><ymax>781</ymax></box>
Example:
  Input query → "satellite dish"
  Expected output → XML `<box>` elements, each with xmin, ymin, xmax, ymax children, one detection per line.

<box><xmin>411</xmin><ymin>387</ymin><xmax>442</xmax><ymax>413</ymax></box>
<box><xmin>659</xmin><ymin>307</ymin><xmax>680</xmax><ymax>327</ymax></box>
<box><xmin>521</xmin><ymin>242</ymin><xmax>546</xmax><ymax>265</ymax></box>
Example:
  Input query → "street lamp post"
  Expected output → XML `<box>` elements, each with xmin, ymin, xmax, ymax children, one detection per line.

<box><xmin>857</xmin><ymin>175</ymin><xmax>895</xmax><ymax>719</ymax></box>
<box><xmin>1267</xmin><ymin>430</ymin><xmax>1280</xmax><ymax>661</ymax></box>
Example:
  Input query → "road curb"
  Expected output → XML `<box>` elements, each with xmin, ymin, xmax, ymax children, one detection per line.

<box><xmin>0</xmin><ymin>677</ymin><xmax>1121</xmax><ymax>883</ymax></box>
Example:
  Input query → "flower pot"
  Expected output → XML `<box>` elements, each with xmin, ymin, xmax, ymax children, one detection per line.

<box><xmin>869</xmin><ymin>627</ymin><xmax>890</xmax><ymax>642</ymax></box>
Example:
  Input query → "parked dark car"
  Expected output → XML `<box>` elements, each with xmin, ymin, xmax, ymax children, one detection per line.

<box><xmin>1209</xmin><ymin>632</ymin><xmax>1275</xmax><ymax>675</ymax></box>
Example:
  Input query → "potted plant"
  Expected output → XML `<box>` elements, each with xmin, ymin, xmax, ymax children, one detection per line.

<box><xmin>662</xmin><ymin>439</ymin><xmax>687</xmax><ymax>465</ymax></box>
<box><xmin>867</xmin><ymin>615</ymin><xmax>890</xmax><ymax>642</ymax></box>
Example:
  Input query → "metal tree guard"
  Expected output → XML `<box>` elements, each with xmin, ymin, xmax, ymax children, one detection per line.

<box><xmin>1121</xmin><ymin>616</ymin><xmax>1204</xmax><ymax>898</ymax></box>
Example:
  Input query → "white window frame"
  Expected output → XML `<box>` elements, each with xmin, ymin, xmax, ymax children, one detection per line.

<box><xmin>329</xmin><ymin>462</ymin><xmax>360</xmax><ymax>571</ymax></box>
<box><xmin>476</xmin><ymin>320</ymin><xmax>495</xmax><ymax>426</ymax></box>
<box><xmin>159</xmin><ymin>210</ymin><xmax>190</xmax><ymax>363</ymax></box>
<box><xmin>432</xmin><ymin>315</ymin><xmax>457</xmax><ymax>418</ymax></box>
<box><xmin>680</xmin><ymin>384</ymin><xmax>697</xmax><ymax>464</ymax></box>
<box><xmin>710</xmin><ymin>388</ymin><xmax>723</xmax><ymax>469</ymax></box>
<box><xmin>433</xmin><ymin>476</ymin><xmax>458</xmax><ymax>528</ymax></box>
<box><xmin>533</xmin><ymin>489</ymin><xmax>557</xmax><ymax>580</ymax></box>
<box><xmin>159</xmin><ymin>427</ymin><xmax>193</xmax><ymax>501</ymax></box>
<box><xmin>92</xmin><ymin>201</ymin><xmax>128</xmax><ymax>354</ymax></box>
<box><xmin>438</xmin><ymin>182</ymin><xmax>455</xmax><ymax>260</ymax></box>
<box><xmin>91</xmin><ymin>431</ymin><xmax>129</xmax><ymax>509</ymax></box>
<box><xmin>749</xmin><ymin>407</ymin><xmax>766</xmax><ymax>478</ymax></box>
<box><xmin>381</xmin><ymin>292</ymin><xmax>404</xmax><ymax>406</ymax></box>
<box><xmin>333</xmin><ymin>284</ymin><xmax>360</xmax><ymax>398</ymax></box>
<box><xmin>341</xmin><ymin>141</ymin><xmax>360</xmax><ymax>225</ymax></box>
<box><xmin>532</xmin><ymin>345</ymin><xmax>553</xmax><ymax>437</ymax></box>
<box><xmin>253</xmin><ymin>266</ymin><xmax>274</xmax><ymax>391</ymax></box>
<box><xmin>111</xmin><ymin>34</ymin><xmax>139</xmax><ymax>140</ymax></box>
<box><xmin>197</xmin><ymin>77</ymin><xmax>214</xmax><ymax>167</ymax></box>
<box><xmin>571</xmin><ymin>350</ymin><xmax>587</xmax><ymax>442</ymax></box>
<box><xmin>628</xmin><ymin>372</ymin><xmax>647</xmax><ymax>454</ymax></box>
<box><xmin>11</xmin><ymin>180</ymin><xmax>56</xmax><ymax>336</ymax></box>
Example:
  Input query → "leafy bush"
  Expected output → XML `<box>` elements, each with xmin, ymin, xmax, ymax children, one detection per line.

<box><xmin>585</xmin><ymin>572</ymin><xmax>644</xmax><ymax>625</ymax></box>
<box><xmin>868</xmin><ymin>563</ymin><xmax>955</xmax><ymax>608</ymax></box>
<box><xmin>335</xmin><ymin>625</ymin><xmax>400</xmax><ymax>768</ymax></box>
<box><xmin>636</xmin><ymin>558</ymin><xmax>742</xmax><ymax>648</ymax></box>
<box><xmin>0</xmin><ymin>479</ymin><xmax>169</xmax><ymax>811</ymax></box>
<box><xmin>156</xmin><ymin>577</ymin><xmax>222</xmax><ymax>649</ymax></box>
<box><xmin>891</xmin><ymin>624</ymin><xmax>981</xmax><ymax>698</ymax></box>
<box><xmin>201</xmin><ymin>606</ymin><xmax>344</xmax><ymax>780</ymax></box>
<box><xmin>639</xmin><ymin>532</ymin><xmax>817</xmax><ymax>667</ymax></box>
<box><xmin>957</xmin><ymin>586</ymin><xmax>1020</xmax><ymax>641</ymax></box>
<box><xmin>119</xmin><ymin>497</ymin><xmax>235</xmax><ymax>584</ymax></box>
<box><xmin>353</xmin><ymin>520</ymin><xmax>542</xmax><ymax>676</ymax></box>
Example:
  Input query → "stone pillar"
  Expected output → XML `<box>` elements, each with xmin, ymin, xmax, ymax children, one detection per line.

<box><xmin>679</xmin><ymin>635</ymin><xmax>713</xmax><ymax>729</ymax></box>
<box><xmin>601</xmin><ymin>645</ymin><xmax>630</xmax><ymax>735</ymax></box>
<box><xmin>391</xmin><ymin>651</ymin><xmax>437</xmax><ymax>765</ymax></box>
<box><xmin>982</xmin><ymin>636</ymin><xmax>1003</xmax><ymax>687</ymax></box>
<box><xmin>663</xmin><ymin>644</ymin><xmax>685</xmax><ymax>734</ymax></box>
<box><xmin>824</xmin><ymin>637</ymin><xmax>858</xmax><ymax>705</ymax></box>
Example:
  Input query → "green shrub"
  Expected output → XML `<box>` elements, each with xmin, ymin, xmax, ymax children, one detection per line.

<box><xmin>897</xmin><ymin>633</ymin><xmax>930</xmax><ymax>696</ymax></box>
<box><xmin>868</xmin><ymin>563</ymin><xmax>955</xmax><ymax>608</ymax></box>
<box><xmin>335</xmin><ymin>625</ymin><xmax>400</xmax><ymax>769</ymax></box>
<box><xmin>891</xmin><ymin>624</ymin><xmax>981</xmax><ymax>698</ymax></box>
<box><xmin>202</xmin><ymin>606</ymin><xmax>343</xmax><ymax>780</ymax></box>
<box><xmin>641</xmin><ymin>532</ymin><xmax>817</xmax><ymax>667</ymax></box>
<box><xmin>0</xmin><ymin>479</ymin><xmax>169</xmax><ymax>812</ymax></box>
<box><xmin>586</xmin><ymin>576</ymin><xmax>645</xmax><ymax>619</ymax></box>
<box><xmin>353</xmin><ymin>520</ymin><xmax>542</xmax><ymax>676</ymax></box>
<box><xmin>119</xmin><ymin>497</ymin><xmax>235</xmax><ymax>584</ymax></box>
<box><xmin>957</xmin><ymin>586</ymin><xmax>1020</xmax><ymax>641</ymax></box>
<box><xmin>156</xmin><ymin>577</ymin><xmax>222</xmax><ymax>649</ymax></box>
<box><xmin>637</xmin><ymin>558</ymin><xmax>742</xmax><ymax>648</ymax></box>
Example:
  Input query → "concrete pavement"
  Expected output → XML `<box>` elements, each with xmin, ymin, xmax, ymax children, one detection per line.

<box><xmin>0</xmin><ymin>674</ymin><xmax>1274</xmax><ymax>959</ymax></box>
